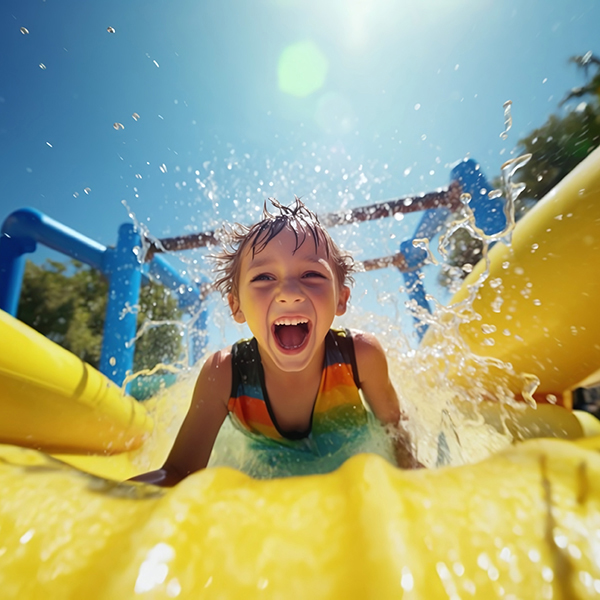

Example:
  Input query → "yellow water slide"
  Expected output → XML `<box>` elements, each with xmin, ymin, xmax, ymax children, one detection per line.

<box><xmin>1</xmin><ymin>146</ymin><xmax>600</xmax><ymax>598</ymax></box>
<box><xmin>435</xmin><ymin>145</ymin><xmax>600</xmax><ymax>401</ymax></box>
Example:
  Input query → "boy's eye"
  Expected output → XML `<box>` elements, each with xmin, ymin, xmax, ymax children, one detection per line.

<box><xmin>303</xmin><ymin>271</ymin><xmax>326</xmax><ymax>279</ymax></box>
<box><xmin>251</xmin><ymin>274</ymin><xmax>273</xmax><ymax>282</ymax></box>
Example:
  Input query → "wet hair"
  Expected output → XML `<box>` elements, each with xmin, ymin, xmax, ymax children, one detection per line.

<box><xmin>212</xmin><ymin>197</ymin><xmax>355</xmax><ymax>298</ymax></box>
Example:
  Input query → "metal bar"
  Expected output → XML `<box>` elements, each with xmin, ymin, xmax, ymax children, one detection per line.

<box><xmin>319</xmin><ymin>188</ymin><xmax>453</xmax><ymax>227</ymax></box>
<box><xmin>143</xmin><ymin>188</ymin><xmax>455</xmax><ymax>260</ymax></box>
<box><xmin>359</xmin><ymin>253</ymin><xmax>409</xmax><ymax>273</ymax></box>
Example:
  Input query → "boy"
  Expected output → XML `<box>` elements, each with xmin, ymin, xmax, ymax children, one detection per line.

<box><xmin>134</xmin><ymin>198</ymin><xmax>419</xmax><ymax>486</ymax></box>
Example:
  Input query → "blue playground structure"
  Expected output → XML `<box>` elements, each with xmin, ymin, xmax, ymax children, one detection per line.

<box><xmin>0</xmin><ymin>209</ymin><xmax>208</xmax><ymax>389</ymax></box>
<box><xmin>0</xmin><ymin>158</ymin><xmax>505</xmax><ymax>389</ymax></box>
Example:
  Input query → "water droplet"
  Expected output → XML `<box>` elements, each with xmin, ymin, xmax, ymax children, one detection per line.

<box><xmin>521</xmin><ymin>373</ymin><xmax>540</xmax><ymax>408</ymax></box>
<box><xmin>20</xmin><ymin>27</ymin><xmax>29</xmax><ymax>35</ymax></box>
<box><xmin>159</xmin><ymin>164</ymin><xmax>167</xmax><ymax>173</ymax></box>
<box><xmin>46</xmin><ymin>141</ymin><xmax>52</xmax><ymax>147</ymax></box>
<box><xmin>481</xmin><ymin>324</ymin><xmax>496</xmax><ymax>334</ymax></box>
<box><xmin>113</xmin><ymin>122</ymin><xmax>124</xmax><ymax>130</ymax></box>
<box><xmin>73</xmin><ymin>192</ymin><xmax>79</xmax><ymax>198</ymax></box>
<box><xmin>491</xmin><ymin>297</ymin><xmax>504</xmax><ymax>313</ymax></box>
<box><xmin>393</xmin><ymin>213</ymin><xmax>404</xmax><ymax>222</ymax></box>
<box><xmin>414</xmin><ymin>103</ymin><xmax>421</xmax><ymax>111</ymax></box>
<box><xmin>403</xmin><ymin>167</ymin><xmax>411</xmax><ymax>176</ymax></box>
<box><xmin>132</xmin><ymin>112</ymin><xmax>140</xmax><ymax>121</ymax></box>
<box><xmin>153</xmin><ymin>60</ymin><xmax>160</xmax><ymax>68</ymax></box>
<box><xmin>257</xmin><ymin>578</ymin><xmax>269</xmax><ymax>590</ymax></box>
<box><xmin>107</xmin><ymin>26</ymin><xmax>115</xmax><ymax>33</ymax></box>
<box><xmin>500</xmin><ymin>100</ymin><xmax>513</xmax><ymax>140</ymax></box>
<box><xmin>403</xmin><ymin>197</ymin><xmax>413</xmax><ymax>206</ymax></box>
<box><xmin>531</xmin><ymin>243</ymin><xmax>539</xmax><ymax>252</ymax></box>
<box><xmin>462</xmin><ymin>263</ymin><xmax>473</xmax><ymax>273</ymax></box>
<box><xmin>314</xmin><ymin>165</ymin><xmax>321</xmax><ymax>173</ymax></box>
<box><xmin>533</xmin><ymin>299</ymin><xmax>541</xmax><ymax>306</ymax></box>
<box><xmin>109</xmin><ymin>357</ymin><xmax>116</xmax><ymax>366</ymax></box>
<box><xmin>488</xmin><ymin>189</ymin><xmax>502</xmax><ymax>199</ymax></box>
<box><xmin>39</xmin><ymin>63</ymin><xmax>46</xmax><ymax>70</ymax></box>
<box><xmin>84</xmin><ymin>187</ymin><xmax>91</xmax><ymax>195</ymax></box>
<box><xmin>400</xmin><ymin>567</ymin><xmax>414</xmax><ymax>591</ymax></box>
<box><xmin>500</xmin><ymin>153</ymin><xmax>532</xmax><ymax>179</ymax></box>
<box><xmin>20</xmin><ymin>529</ymin><xmax>34</xmax><ymax>544</ymax></box>
<box><xmin>135</xmin><ymin>174</ymin><xmax>142</xmax><ymax>179</ymax></box>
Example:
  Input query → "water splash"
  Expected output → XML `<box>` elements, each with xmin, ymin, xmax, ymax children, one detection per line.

<box><xmin>122</xmin><ymin>144</ymin><xmax>552</xmax><ymax>471</ymax></box>
<box><xmin>500</xmin><ymin>100</ymin><xmax>513</xmax><ymax>140</ymax></box>
<box><xmin>412</xmin><ymin>237</ymin><xmax>439</xmax><ymax>265</ymax></box>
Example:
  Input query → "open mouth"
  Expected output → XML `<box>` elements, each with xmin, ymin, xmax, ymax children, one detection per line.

<box><xmin>273</xmin><ymin>318</ymin><xmax>310</xmax><ymax>350</ymax></box>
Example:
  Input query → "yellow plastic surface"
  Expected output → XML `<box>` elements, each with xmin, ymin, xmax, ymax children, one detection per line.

<box><xmin>437</xmin><ymin>146</ymin><xmax>600</xmax><ymax>396</ymax></box>
<box><xmin>0</xmin><ymin>309</ymin><xmax>153</xmax><ymax>453</ymax></box>
<box><xmin>2</xmin><ymin>148</ymin><xmax>600</xmax><ymax>598</ymax></box>
<box><xmin>2</xmin><ymin>438</ymin><xmax>600</xmax><ymax>599</ymax></box>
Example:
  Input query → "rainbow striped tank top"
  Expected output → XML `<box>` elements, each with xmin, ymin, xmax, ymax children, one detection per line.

<box><xmin>227</xmin><ymin>328</ymin><xmax>369</xmax><ymax>457</ymax></box>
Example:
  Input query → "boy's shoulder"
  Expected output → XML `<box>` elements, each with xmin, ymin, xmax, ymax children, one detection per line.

<box><xmin>346</xmin><ymin>328</ymin><xmax>384</xmax><ymax>351</ymax></box>
<box><xmin>345</xmin><ymin>328</ymin><xmax>389</xmax><ymax>379</ymax></box>
<box><xmin>198</xmin><ymin>346</ymin><xmax>234</xmax><ymax>391</ymax></box>
<box><xmin>204</xmin><ymin>345</ymin><xmax>234</xmax><ymax>367</ymax></box>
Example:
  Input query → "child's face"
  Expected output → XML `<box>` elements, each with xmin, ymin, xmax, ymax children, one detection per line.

<box><xmin>228</xmin><ymin>225</ymin><xmax>350</xmax><ymax>373</ymax></box>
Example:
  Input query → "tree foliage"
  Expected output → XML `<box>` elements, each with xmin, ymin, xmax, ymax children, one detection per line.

<box><xmin>439</xmin><ymin>52</ymin><xmax>600</xmax><ymax>288</ymax></box>
<box><xmin>17</xmin><ymin>259</ymin><xmax>184</xmax><ymax>372</ymax></box>
<box><xmin>516</xmin><ymin>104</ymin><xmax>600</xmax><ymax>200</ymax></box>
<box><xmin>515</xmin><ymin>51</ymin><xmax>600</xmax><ymax>200</ymax></box>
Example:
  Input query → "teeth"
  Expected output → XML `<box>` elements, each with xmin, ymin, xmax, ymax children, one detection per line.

<box><xmin>274</xmin><ymin>317</ymin><xmax>308</xmax><ymax>326</ymax></box>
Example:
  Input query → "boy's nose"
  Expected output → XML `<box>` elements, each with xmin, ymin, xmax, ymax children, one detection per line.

<box><xmin>276</xmin><ymin>280</ymin><xmax>304</xmax><ymax>303</ymax></box>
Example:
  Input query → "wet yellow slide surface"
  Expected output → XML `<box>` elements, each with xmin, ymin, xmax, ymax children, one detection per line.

<box><xmin>0</xmin><ymin>309</ymin><xmax>152</xmax><ymax>454</ymax></box>
<box><xmin>443</xmin><ymin>146</ymin><xmax>600</xmax><ymax>397</ymax></box>
<box><xmin>2</xmin><ymin>438</ymin><xmax>600</xmax><ymax>599</ymax></box>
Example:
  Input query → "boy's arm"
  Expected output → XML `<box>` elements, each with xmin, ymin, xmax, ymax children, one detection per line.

<box><xmin>352</xmin><ymin>330</ymin><xmax>423</xmax><ymax>469</ymax></box>
<box><xmin>130</xmin><ymin>349</ymin><xmax>231</xmax><ymax>486</ymax></box>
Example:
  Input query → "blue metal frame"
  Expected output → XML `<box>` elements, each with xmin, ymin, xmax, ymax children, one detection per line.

<box><xmin>0</xmin><ymin>158</ymin><xmax>504</xmax><ymax>381</ymax></box>
<box><xmin>0</xmin><ymin>208</ymin><xmax>207</xmax><ymax>388</ymax></box>
<box><xmin>400</xmin><ymin>158</ymin><xmax>506</xmax><ymax>339</ymax></box>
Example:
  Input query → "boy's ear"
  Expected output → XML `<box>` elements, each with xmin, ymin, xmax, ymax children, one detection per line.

<box><xmin>228</xmin><ymin>293</ymin><xmax>246</xmax><ymax>324</ymax></box>
<box><xmin>335</xmin><ymin>285</ymin><xmax>351</xmax><ymax>316</ymax></box>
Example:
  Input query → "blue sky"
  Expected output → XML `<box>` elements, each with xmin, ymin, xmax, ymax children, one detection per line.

<box><xmin>1</xmin><ymin>0</ymin><xmax>598</xmax><ymax>342</ymax></box>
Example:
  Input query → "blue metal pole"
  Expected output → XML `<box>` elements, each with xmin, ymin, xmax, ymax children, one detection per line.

<box><xmin>450</xmin><ymin>158</ymin><xmax>506</xmax><ymax>235</ymax></box>
<box><xmin>1</xmin><ymin>208</ymin><xmax>107</xmax><ymax>315</ymax></box>
<box><xmin>100</xmin><ymin>224</ymin><xmax>143</xmax><ymax>386</ymax></box>
<box><xmin>148</xmin><ymin>255</ymin><xmax>209</xmax><ymax>366</ymax></box>
<box><xmin>0</xmin><ymin>234</ymin><xmax>35</xmax><ymax>315</ymax></box>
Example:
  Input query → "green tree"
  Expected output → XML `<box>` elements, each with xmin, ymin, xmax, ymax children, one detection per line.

<box><xmin>439</xmin><ymin>51</ymin><xmax>600</xmax><ymax>287</ymax></box>
<box><xmin>17</xmin><ymin>259</ymin><xmax>184</xmax><ymax>372</ymax></box>
<box><xmin>516</xmin><ymin>52</ymin><xmax>600</xmax><ymax>200</ymax></box>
